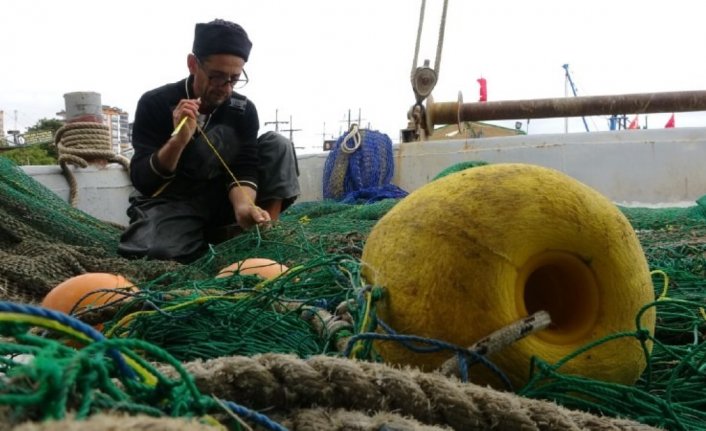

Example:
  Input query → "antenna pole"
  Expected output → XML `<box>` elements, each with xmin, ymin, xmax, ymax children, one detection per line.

<box><xmin>264</xmin><ymin>109</ymin><xmax>289</xmax><ymax>132</ymax></box>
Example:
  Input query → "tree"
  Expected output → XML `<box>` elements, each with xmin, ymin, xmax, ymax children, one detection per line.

<box><xmin>1</xmin><ymin>144</ymin><xmax>57</xmax><ymax>166</ymax></box>
<box><xmin>0</xmin><ymin>117</ymin><xmax>64</xmax><ymax>165</ymax></box>
<box><xmin>27</xmin><ymin>118</ymin><xmax>64</xmax><ymax>134</ymax></box>
<box><xmin>29</xmin><ymin>117</ymin><xmax>64</xmax><ymax>159</ymax></box>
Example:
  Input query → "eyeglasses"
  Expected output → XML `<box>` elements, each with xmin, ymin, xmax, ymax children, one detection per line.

<box><xmin>196</xmin><ymin>57</ymin><xmax>249</xmax><ymax>89</ymax></box>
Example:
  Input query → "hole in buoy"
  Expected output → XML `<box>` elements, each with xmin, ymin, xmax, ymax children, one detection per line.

<box><xmin>518</xmin><ymin>251</ymin><xmax>599</xmax><ymax>344</ymax></box>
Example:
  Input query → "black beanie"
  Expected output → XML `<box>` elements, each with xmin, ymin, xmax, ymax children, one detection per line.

<box><xmin>192</xmin><ymin>19</ymin><xmax>252</xmax><ymax>61</ymax></box>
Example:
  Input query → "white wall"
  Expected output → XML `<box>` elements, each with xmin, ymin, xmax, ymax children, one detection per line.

<box><xmin>22</xmin><ymin>127</ymin><xmax>706</xmax><ymax>225</ymax></box>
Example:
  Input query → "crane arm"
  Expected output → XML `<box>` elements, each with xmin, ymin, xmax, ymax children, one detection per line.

<box><xmin>562</xmin><ymin>64</ymin><xmax>590</xmax><ymax>132</ymax></box>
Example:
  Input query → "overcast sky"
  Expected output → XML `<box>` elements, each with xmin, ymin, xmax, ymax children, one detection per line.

<box><xmin>2</xmin><ymin>0</ymin><xmax>705</xmax><ymax>151</ymax></box>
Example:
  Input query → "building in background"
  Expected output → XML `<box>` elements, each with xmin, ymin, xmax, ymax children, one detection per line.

<box><xmin>102</xmin><ymin>106</ymin><xmax>132</xmax><ymax>155</ymax></box>
<box><xmin>0</xmin><ymin>110</ymin><xmax>5</xmax><ymax>140</ymax></box>
<box><xmin>429</xmin><ymin>121</ymin><xmax>525</xmax><ymax>140</ymax></box>
<box><xmin>58</xmin><ymin>92</ymin><xmax>133</xmax><ymax>156</ymax></box>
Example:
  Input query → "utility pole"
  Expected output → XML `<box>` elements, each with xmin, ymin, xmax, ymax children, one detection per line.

<box><xmin>7</xmin><ymin>110</ymin><xmax>21</xmax><ymax>146</ymax></box>
<box><xmin>340</xmin><ymin>108</ymin><xmax>367</xmax><ymax>130</ymax></box>
<box><xmin>264</xmin><ymin>108</ymin><xmax>288</xmax><ymax>132</ymax></box>
<box><xmin>320</xmin><ymin>121</ymin><xmax>336</xmax><ymax>140</ymax></box>
<box><xmin>321</xmin><ymin>121</ymin><xmax>338</xmax><ymax>151</ymax></box>
<box><xmin>280</xmin><ymin>115</ymin><xmax>302</xmax><ymax>148</ymax></box>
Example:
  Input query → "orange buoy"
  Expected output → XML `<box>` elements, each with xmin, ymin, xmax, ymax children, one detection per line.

<box><xmin>41</xmin><ymin>272</ymin><xmax>137</xmax><ymax>319</ymax></box>
<box><xmin>216</xmin><ymin>258</ymin><xmax>289</xmax><ymax>280</ymax></box>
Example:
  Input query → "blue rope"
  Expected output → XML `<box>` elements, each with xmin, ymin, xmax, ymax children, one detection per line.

<box><xmin>221</xmin><ymin>399</ymin><xmax>289</xmax><ymax>431</ymax></box>
<box><xmin>340</xmin><ymin>184</ymin><xmax>408</xmax><ymax>204</ymax></box>
<box><xmin>0</xmin><ymin>301</ymin><xmax>135</xmax><ymax>379</ymax></box>
<box><xmin>0</xmin><ymin>302</ymin><xmax>290</xmax><ymax>430</ymax></box>
<box><xmin>345</xmin><ymin>319</ymin><xmax>513</xmax><ymax>390</ymax></box>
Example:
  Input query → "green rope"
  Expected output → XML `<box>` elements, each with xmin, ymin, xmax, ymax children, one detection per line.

<box><xmin>3</xmin><ymin>156</ymin><xmax>706</xmax><ymax>429</ymax></box>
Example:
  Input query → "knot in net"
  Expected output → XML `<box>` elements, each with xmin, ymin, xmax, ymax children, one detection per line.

<box><xmin>322</xmin><ymin>126</ymin><xmax>407</xmax><ymax>203</ymax></box>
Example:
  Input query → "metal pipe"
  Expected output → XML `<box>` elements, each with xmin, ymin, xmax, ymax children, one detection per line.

<box><xmin>427</xmin><ymin>90</ymin><xmax>706</xmax><ymax>126</ymax></box>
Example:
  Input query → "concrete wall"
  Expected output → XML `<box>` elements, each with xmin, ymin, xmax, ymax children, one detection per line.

<box><xmin>22</xmin><ymin>164</ymin><xmax>134</xmax><ymax>226</ymax></box>
<box><xmin>392</xmin><ymin>127</ymin><xmax>706</xmax><ymax>206</ymax></box>
<box><xmin>21</xmin><ymin>127</ymin><xmax>706</xmax><ymax>225</ymax></box>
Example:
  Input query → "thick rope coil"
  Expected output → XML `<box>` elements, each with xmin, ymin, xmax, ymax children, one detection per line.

<box><xmin>8</xmin><ymin>410</ymin><xmax>450</xmax><ymax>431</ymax></box>
<box><xmin>274</xmin><ymin>408</ymin><xmax>449</xmax><ymax>431</ymax></box>
<box><xmin>9</xmin><ymin>413</ymin><xmax>218</xmax><ymax>431</ymax></box>
<box><xmin>54</xmin><ymin>122</ymin><xmax>130</xmax><ymax>207</ymax></box>
<box><xmin>158</xmin><ymin>353</ymin><xmax>660</xmax><ymax>431</ymax></box>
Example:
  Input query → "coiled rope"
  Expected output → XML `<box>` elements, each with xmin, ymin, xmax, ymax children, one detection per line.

<box><xmin>159</xmin><ymin>354</ymin><xmax>659</xmax><ymax>431</ymax></box>
<box><xmin>54</xmin><ymin>122</ymin><xmax>130</xmax><ymax>207</ymax></box>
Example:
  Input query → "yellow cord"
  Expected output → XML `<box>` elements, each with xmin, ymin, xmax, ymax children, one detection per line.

<box><xmin>349</xmin><ymin>290</ymin><xmax>373</xmax><ymax>358</ymax></box>
<box><xmin>0</xmin><ymin>312</ymin><xmax>157</xmax><ymax>386</ymax></box>
<box><xmin>108</xmin><ymin>267</ymin><xmax>304</xmax><ymax>337</ymax></box>
<box><xmin>151</xmin><ymin>180</ymin><xmax>173</xmax><ymax>198</ymax></box>
<box><xmin>105</xmin><ymin>294</ymin><xmax>251</xmax><ymax>338</ymax></box>
<box><xmin>200</xmin><ymin>414</ymin><xmax>228</xmax><ymax>430</ymax></box>
<box><xmin>0</xmin><ymin>313</ymin><xmax>91</xmax><ymax>343</ymax></box>
<box><xmin>164</xmin><ymin>117</ymin><xmax>261</xmax><ymax>213</ymax></box>
<box><xmin>650</xmin><ymin>269</ymin><xmax>706</xmax><ymax>322</ymax></box>
<box><xmin>196</xmin><ymin>124</ymin><xmax>258</xmax><ymax>209</ymax></box>
<box><xmin>171</xmin><ymin>116</ymin><xmax>189</xmax><ymax>137</ymax></box>
<box><xmin>652</xmin><ymin>269</ymin><xmax>670</xmax><ymax>300</ymax></box>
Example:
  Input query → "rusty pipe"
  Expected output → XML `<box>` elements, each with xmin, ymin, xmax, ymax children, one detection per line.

<box><xmin>426</xmin><ymin>90</ymin><xmax>706</xmax><ymax>127</ymax></box>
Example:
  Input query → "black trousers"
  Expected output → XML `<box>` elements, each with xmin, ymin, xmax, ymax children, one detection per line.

<box><xmin>117</xmin><ymin>132</ymin><xmax>300</xmax><ymax>263</ymax></box>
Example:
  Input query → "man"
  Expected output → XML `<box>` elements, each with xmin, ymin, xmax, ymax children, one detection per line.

<box><xmin>118</xmin><ymin>19</ymin><xmax>300</xmax><ymax>263</ymax></box>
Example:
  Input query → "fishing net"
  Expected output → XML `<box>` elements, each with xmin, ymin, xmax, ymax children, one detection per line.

<box><xmin>432</xmin><ymin>159</ymin><xmax>489</xmax><ymax>181</ymax></box>
<box><xmin>1</xmin><ymin>156</ymin><xmax>706</xmax><ymax>430</ymax></box>
<box><xmin>322</xmin><ymin>127</ymin><xmax>408</xmax><ymax>203</ymax></box>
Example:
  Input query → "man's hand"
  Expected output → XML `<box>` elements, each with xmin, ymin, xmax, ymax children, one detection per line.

<box><xmin>154</xmin><ymin>98</ymin><xmax>203</xmax><ymax>174</ymax></box>
<box><xmin>229</xmin><ymin>185</ymin><xmax>270</xmax><ymax>230</ymax></box>
<box><xmin>172</xmin><ymin>98</ymin><xmax>201</xmax><ymax>142</ymax></box>
<box><xmin>235</xmin><ymin>204</ymin><xmax>271</xmax><ymax>230</ymax></box>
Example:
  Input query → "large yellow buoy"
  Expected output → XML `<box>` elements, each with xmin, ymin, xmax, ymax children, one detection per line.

<box><xmin>361</xmin><ymin>163</ymin><xmax>656</xmax><ymax>388</ymax></box>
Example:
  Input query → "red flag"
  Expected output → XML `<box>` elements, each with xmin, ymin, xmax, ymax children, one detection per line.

<box><xmin>628</xmin><ymin>115</ymin><xmax>640</xmax><ymax>129</ymax></box>
<box><xmin>477</xmin><ymin>77</ymin><xmax>487</xmax><ymax>102</ymax></box>
<box><xmin>665</xmin><ymin>113</ymin><xmax>675</xmax><ymax>128</ymax></box>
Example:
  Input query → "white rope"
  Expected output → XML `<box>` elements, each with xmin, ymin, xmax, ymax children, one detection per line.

<box><xmin>411</xmin><ymin>0</ymin><xmax>449</xmax><ymax>81</ymax></box>
<box><xmin>434</xmin><ymin>0</ymin><xmax>450</xmax><ymax>78</ymax></box>
<box><xmin>340</xmin><ymin>124</ymin><xmax>362</xmax><ymax>154</ymax></box>
<box><xmin>411</xmin><ymin>0</ymin><xmax>427</xmax><ymax>79</ymax></box>
<box><xmin>439</xmin><ymin>310</ymin><xmax>552</xmax><ymax>378</ymax></box>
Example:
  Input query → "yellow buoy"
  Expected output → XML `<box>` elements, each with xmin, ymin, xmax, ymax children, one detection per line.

<box><xmin>361</xmin><ymin>163</ymin><xmax>655</xmax><ymax>388</ymax></box>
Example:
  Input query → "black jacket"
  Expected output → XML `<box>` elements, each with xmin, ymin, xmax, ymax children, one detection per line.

<box><xmin>129</xmin><ymin>76</ymin><xmax>260</xmax><ymax>199</ymax></box>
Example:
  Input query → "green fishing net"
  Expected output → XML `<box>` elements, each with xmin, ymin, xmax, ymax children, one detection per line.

<box><xmin>1</xmin><ymin>156</ymin><xmax>706</xmax><ymax>430</ymax></box>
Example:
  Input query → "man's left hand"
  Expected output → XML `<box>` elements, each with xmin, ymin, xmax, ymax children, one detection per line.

<box><xmin>235</xmin><ymin>204</ymin><xmax>271</xmax><ymax>230</ymax></box>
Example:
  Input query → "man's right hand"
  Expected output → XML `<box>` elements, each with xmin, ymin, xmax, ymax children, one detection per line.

<box><xmin>155</xmin><ymin>98</ymin><xmax>203</xmax><ymax>174</ymax></box>
<box><xmin>172</xmin><ymin>98</ymin><xmax>201</xmax><ymax>143</ymax></box>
